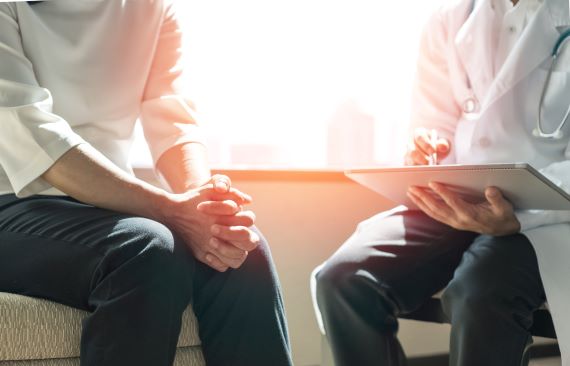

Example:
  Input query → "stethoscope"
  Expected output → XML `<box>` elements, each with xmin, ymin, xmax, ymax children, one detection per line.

<box><xmin>464</xmin><ymin>1</ymin><xmax>570</xmax><ymax>140</ymax></box>
<box><xmin>533</xmin><ymin>28</ymin><xmax>570</xmax><ymax>139</ymax></box>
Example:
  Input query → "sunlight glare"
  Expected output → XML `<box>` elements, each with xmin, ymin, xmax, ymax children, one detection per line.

<box><xmin>173</xmin><ymin>0</ymin><xmax>442</xmax><ymax>168</ymax></box>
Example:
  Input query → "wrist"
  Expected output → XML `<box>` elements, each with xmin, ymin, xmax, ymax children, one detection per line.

<box><xmin>511</xmin><ymin>216</ymin><xmax>522</xmax><ymax>234</ymax></box>
<box><xmin>184</xmin><ymin>175</ymin><xmax>211</xmax><ymax>191</ymax></box>
<box><xmin>490</xmin><ymin>216</ymin><xmax>521</xmax><ymax>236</ymax></box>
<box><xmin>147</xmin><ymin>189</ymin><xmax>178</xmax><ymax>223</ymax></box>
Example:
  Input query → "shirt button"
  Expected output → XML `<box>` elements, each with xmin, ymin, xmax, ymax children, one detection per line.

<box><xmin>508</xmin><ymin>26</ymin><xmax>517</xmax><ymax>33</ymax></box>
<box><xmin>463</xmin><ymin>98</ymin><xmax>478</xmax><ymax>113</ymax></box>
<box><xmin>479</xmin><ymin>137</ymin><xmax>492</xmax><ymax>147</ymax></box>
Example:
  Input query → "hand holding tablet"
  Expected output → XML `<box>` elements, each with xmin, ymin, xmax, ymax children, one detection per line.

<box><xmin>346</xmin><ymin>163</ymin><xmax>570</xmax><ymax>211</ymax></box>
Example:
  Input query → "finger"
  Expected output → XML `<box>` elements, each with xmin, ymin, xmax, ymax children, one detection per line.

<box><xmin>485</xmin><ymin>186</ymin><xmax>512</xmax><ymax>215</ymax></box>
<box><xmin>414</xmin><ymin>128</ymin><xmax>435</xmax><ymax>156</ymax></box>
<box><xmin>229</xmin><ymin>187</ymin><xmax>253</xmax><ymax>204</ymax></box>
<box><xmin>436</xmin><ymin>138</ymin><xmax>450</xmax><ymax>154</ymax></box>
<box><xmin>211</xmin><ymin>174</ymin><xmax>232</xmax><ymax>193</ymax></box>
<box><xmin>203</xmin><ymin>252</ymin><xmax>230</xmax><ymax>272</ymax></box>
<box><xmin>407</xmin><ymin>191</ymin><xmax>449</xmax><ymax>223</ymax></box>
<box><xmin>409</xmin><ymin>149</ymin><xmax>429</xmax><ymax>165</ymax></box>
<box><xmin>197</xmin><ymin>200</ymin><xmax>241</xmax><ymax>216</ymax></box>
<box><xmin>406</xmin><ymin>139</ymin><xmax>423</xmax><ymax>166</ymax></box>
<box><xmin>208</xmin><ymin>239</ymin><xmax>248</xmax><ymax>269</ymax></box>
<box><xmin>428</xmin><ymin>182</ymin><xmax>471</xmax><ymax>216</ymax></box>
<box><xmin>211</xmin><ymin>225</ymin><xmax>260</xmax><ymax>251</ymax></box>
<box><xmin>409</xmin><ymin>186</ymin><xmax>454</xmax><ymax>218</ymax></box>
<box><xmin>215</xmin><ymin>210</ymin><xmax>256</xmax><ymax>227</ymax></box>
<box><xmin>211</xmin><ymin>188</ymin><xmax>253</xmax><ymax>205</ymax></box>
<box><xmin>208</xmin><ymin>236</ymin><xmax>249</xmax><ymax>260</ymax></box>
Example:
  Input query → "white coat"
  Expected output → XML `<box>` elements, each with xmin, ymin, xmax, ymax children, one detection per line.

<box><xmin>412</xmin><ymin>0</ymin><xmax>570</xmax><ymax>362</ymax></box>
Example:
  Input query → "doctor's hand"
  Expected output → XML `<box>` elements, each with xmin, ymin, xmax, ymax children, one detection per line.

<box><xmin>405</xmin><ymin>128</ymin><xmax>451</xmax><ymax>165</ymax></box>
<box><xmin>407</xmin><ymin>182</ymin><xmax>521</xmax><ymax>236</ymax></box>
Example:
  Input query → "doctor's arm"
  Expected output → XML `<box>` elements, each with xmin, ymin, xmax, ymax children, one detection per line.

<box><xmin>406</xmin><ymin>8</ymin><xmax>462</xmax><ymax>165</ymax></box>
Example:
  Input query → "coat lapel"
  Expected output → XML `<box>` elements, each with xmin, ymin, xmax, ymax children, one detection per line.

<box><xmin>454</xmin><ymin>0</ymin><xmax>497</xmax><ymax>104</ymax></box>
<box><xmin>484</xmin><ymin>0</ymin><xmax>570</xmax><ymax>108</ymax></box>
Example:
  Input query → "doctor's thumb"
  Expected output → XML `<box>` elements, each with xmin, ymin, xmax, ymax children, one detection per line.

<box><xmin>485</xmin><ymin>187</ymin><xmax>509</xmax><ymax>210</ymax></box>
<box><xmin>436</xmin><ymin>139</ymin><xmax>450</xmax><ymax>153</ymax></box>
<box><xmin>485</xmin><ymin>187</ymin><xmax>499</xmax><ymax>199</ymax></box>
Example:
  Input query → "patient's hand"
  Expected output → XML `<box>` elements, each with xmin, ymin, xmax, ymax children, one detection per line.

<box><xmin>407</xmin><ymin>182</ymin><xmax>521</xmax><ymax>236</ymax></box>
<box><xmin>405</xmin><ymin>128</ymin><xmax>451</xmax><ymax>165</ymax></box>
<box><xmin>160</xmin><ymin>180</ymin><xmax>259</xmax><ymax>272</ymax></box>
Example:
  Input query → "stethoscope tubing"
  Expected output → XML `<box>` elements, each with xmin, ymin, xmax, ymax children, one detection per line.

<box><xmin>467</xmin><ymin>0</ymin><xmax>570</xmax><ymax>140</ymax></box>
<box><xmin>535</xmin><ymin>29</ymin><xmax>570</xmax><ymax>139</ymax></box>
<box><xmin>553</xmin><ymin>28</ymin><xmax>570</xmax><ymax>56</ymax></box>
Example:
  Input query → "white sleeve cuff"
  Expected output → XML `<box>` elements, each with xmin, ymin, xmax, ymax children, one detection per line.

<box><xmin>0</xmin><ymin>80</ymin><xmax>88</xmax><ymax>196</ymax></box>
<box><xmin>140</xmin><ymin>95</ymin><xmax>206</xmax><ymax>166</ymax></box>
<box><xmin>515</xmin><ymin>210</ymin><xmax>570</xmax><ymax>233</ymax></box>
<box><xmin>11</xmin><ymin>138</ymin><xmax>86</xmax><ymax>197</ymax></box>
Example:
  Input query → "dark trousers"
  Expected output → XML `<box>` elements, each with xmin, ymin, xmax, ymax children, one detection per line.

<box><xmin>314</xmin><ymin>207</ymin><xmax>546</xmax><ymax>366</ymax></box>
<box><xmin>0</xmin><ymin>194</ymin><xmax>292</xmax><ymax>366</ymax></box>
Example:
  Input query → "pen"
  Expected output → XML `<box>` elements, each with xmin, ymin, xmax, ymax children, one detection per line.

<box><xmin>427</xmin><ymin>129</ymin><xmax>438</xmax><ymax>166</ymax></box>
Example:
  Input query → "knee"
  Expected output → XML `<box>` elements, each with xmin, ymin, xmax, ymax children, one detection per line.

<box><xmin>97</xmin><ymin>217</ymin><xmax>190</xmax><ymax>283</ymax></box>
<box><xmin>441</xmin><ymin>262</ymin><xmax>506</xmax><ymax>321</ymax></box>
<box><xmin>314</xmin><ymin>244</ymin><xmax>407</xmax><ymax>313</ymax></box>
<box><xmin>245</xmin><ymin>232</ymin><xmax>272</xmax><ymax>270</ymax></box>
<box><xmin>313</xmin><ymin>262</ymin><xmax>336</xmax><ymax>309</ymax></box>
<box><xmin>314</xmin><ymin>260</ymin><xmax>348</xmax><ymax>305</ymax></box>
<box><xmin>231</xmin><ymin>231</ymin><xmax>279</xmax><ymax>288</ymax></box>
<box><xmin>314</xmin><ymin>258</ymin><xmax>380</xmax><ymax>311</ymax></box>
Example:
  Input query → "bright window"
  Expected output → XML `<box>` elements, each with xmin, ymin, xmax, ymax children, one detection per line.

<box><xmin>131</xmin><ymin>0</ymin><xmax>442</xmax><ymax>169</ymax></box>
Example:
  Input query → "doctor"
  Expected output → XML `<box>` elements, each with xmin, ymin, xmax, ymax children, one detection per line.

<box><xmin>314</xmin><ymin>0</ymin><xmax>570</xmax><ymax>365</ymax></box>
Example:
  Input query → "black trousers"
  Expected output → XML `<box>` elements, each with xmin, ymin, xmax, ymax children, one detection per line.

<box><xmin>0</xmin><ymin>194</ymin><xmax>292</xmax><ymax>366</ymax></box>
<box><xmin>314</xmin><ymin>207</ymin><xmax>546</xmax><ymax>366</ymax></box>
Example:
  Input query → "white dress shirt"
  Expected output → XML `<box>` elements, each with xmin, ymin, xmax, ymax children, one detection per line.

<box><xmin>0</xmin><ymin>0</ymin><xmax>203</xmax><ymax>197</ymax></box>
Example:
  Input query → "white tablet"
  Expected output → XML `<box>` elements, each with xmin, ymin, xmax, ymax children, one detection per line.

<box><xmin>345</xmin><ymin>163</ymin><xmax>570</xmax><ymax>210</ymax></box>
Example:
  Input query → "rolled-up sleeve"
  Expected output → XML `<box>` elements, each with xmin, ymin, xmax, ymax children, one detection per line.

<box><xmin>140</xmin><ymin>1</ymin><xmax>204</xmax><ymax>167</ymax></box>
<box><xmin>409</xmin><ymin>8</ymin><xmax>462</xmax><ymax>163</ymax></box>
<box><xmin>0</xmin><ymin>4</ymin><xmax>86</xmax><ymax>197</ymax></box>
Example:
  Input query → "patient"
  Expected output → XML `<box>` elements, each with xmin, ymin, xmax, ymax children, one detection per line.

<box><xmin>0</xmin><ymin>2</ymin><xmax>291</xmax><ymax>365</ymax></box>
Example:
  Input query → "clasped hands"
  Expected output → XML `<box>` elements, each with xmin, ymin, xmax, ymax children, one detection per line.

<box><xmin>162</xmin><ymin>174</ymin><xmax>259</xmax><ymax>272</ymax></box>
<box><xmin>406</xmin><ymin>128</ymin><xmax>520</xmax><ymax>236</ymax></box>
